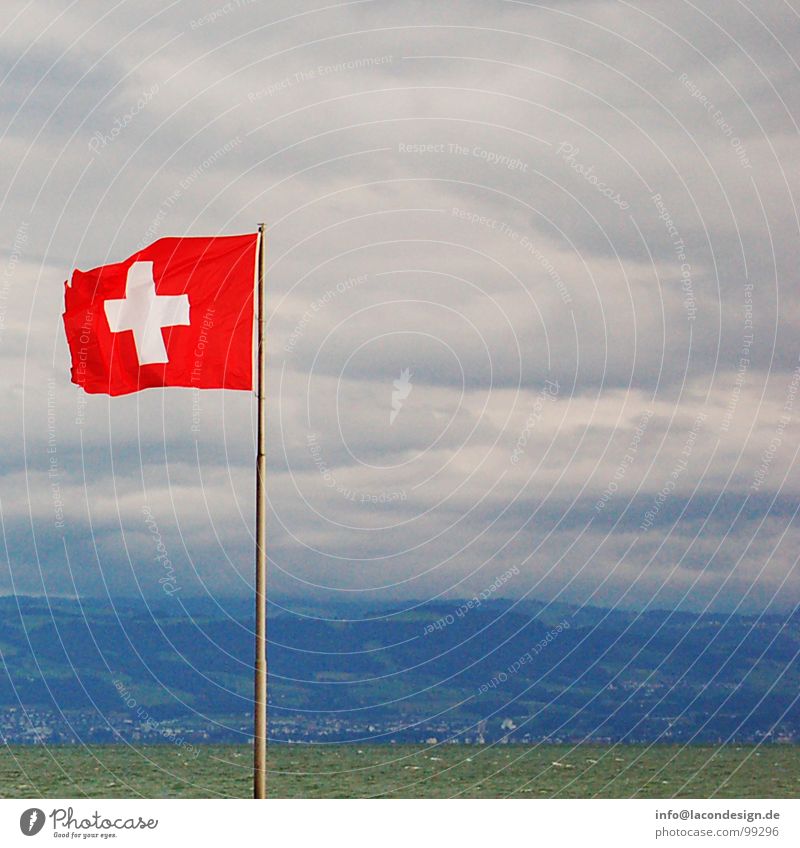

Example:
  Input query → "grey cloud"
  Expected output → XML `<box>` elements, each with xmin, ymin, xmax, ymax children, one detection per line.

<box><xmin>2</xmin><ymin>0</ymin><xmax>800</xmax><ymax>612</ymax></box>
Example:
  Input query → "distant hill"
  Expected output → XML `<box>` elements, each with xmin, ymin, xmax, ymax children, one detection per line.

<box><xmin>0</xmin><ymin>595</ymin><xmax>798</xmax><ymax>745</ymax></box>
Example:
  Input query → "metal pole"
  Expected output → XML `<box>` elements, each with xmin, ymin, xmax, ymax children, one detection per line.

<box><xmin>254</xmin><ymin>223</ymin><xmax>267</xmax><ymax>799</ymax></box>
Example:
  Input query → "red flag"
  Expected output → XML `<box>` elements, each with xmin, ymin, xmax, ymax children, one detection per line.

<box><xmin>63</xmin><ymin>234</ymin><xmax>257</xmax><ymax>395</ymax></box>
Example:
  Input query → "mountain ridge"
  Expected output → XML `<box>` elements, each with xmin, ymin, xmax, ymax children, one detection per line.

<box><xmin>0</xmin><ymin>594</ymin><xmax>797</xmax><ymax>745</ymax></box>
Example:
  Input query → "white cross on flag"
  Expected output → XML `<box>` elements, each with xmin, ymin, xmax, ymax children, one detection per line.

<box><xmin>63</xmin><ymin>234</ymin><xmax>258</xmax><ymax>395</ymax></box>
<box><xmin>103</xmin><ymin>261</ymin><xmax>191</xmax><ymax>365</ymax></box>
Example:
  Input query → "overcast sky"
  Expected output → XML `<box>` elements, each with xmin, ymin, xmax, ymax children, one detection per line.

<box><xmin>2</xmin><ymin>0</ymin><xmax>800</xmax><ymax>614</ymax></box>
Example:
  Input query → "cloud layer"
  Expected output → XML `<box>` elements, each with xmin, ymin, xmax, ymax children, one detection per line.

<box><xmin>2</xmin><ymin>0</ymin><xmax>800</xmax><ymax>614</ymax></box>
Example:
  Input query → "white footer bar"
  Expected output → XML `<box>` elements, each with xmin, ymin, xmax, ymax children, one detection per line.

<box><xmin>2</xmin><ymin>798</ymin><xmax>797</xmax><ymax>846</ymax></box>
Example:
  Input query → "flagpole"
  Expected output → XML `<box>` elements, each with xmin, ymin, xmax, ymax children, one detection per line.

<box><xmin>254</xmin><ymin>223</ymin><xmax>268</xmax><ymax>799</ymax></box>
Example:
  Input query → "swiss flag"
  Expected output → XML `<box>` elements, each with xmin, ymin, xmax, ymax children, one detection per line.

<box><xmin>63</xmin><ymin>234</ymin><xmax>258</xmax><ymax>395</ymax></box>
